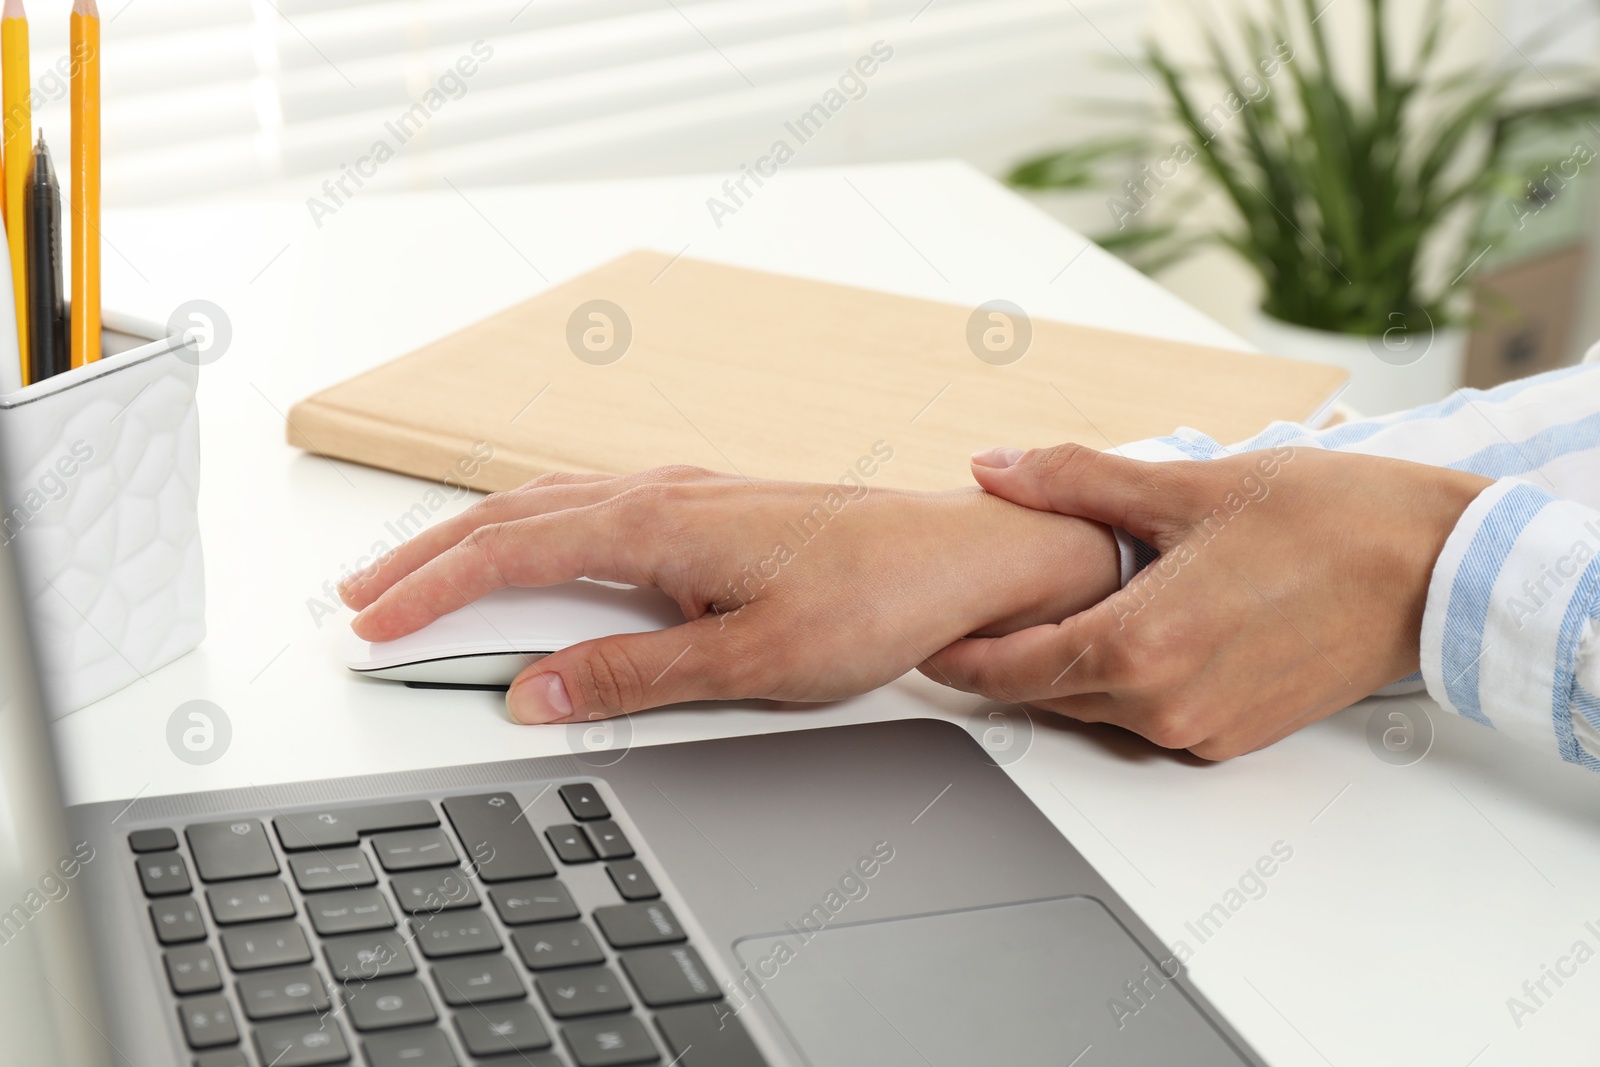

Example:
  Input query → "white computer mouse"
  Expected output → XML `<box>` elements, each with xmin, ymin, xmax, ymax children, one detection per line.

<box><xmin>342</xmin><ymin>579</ymin><xmax>684</xmax><ymax>688</ymax></box>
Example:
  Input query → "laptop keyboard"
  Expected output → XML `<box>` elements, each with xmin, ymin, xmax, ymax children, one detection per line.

<box><xmin>130</xmin><ymin>781</ymin><xmax>767</xmax><ymax>1067</ymax></box>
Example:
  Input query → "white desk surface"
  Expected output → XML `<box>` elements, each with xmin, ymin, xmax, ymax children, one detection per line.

<box><xmin>55</xmin><ymin>161</ymin><xmax>1600</xmax><ymax>1066</ymax></box>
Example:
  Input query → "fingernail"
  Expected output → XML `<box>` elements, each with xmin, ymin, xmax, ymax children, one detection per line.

<box><xmin>508</xmin><ymin>673</ymin><xmax>574</xmax><ymax>725</ymax></box>
<box><xmin>971</xmin><ymin>446</ymin><xmax>1024</xmax><ymax>469</ymax></box>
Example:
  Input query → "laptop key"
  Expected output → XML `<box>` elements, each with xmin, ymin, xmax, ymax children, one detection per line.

<box><xmin>207</xmin><ymin>877</ymin><xmax>295</xmax><ymax>925</ymax></box>
<box><xmin>546</xmin><ymin>823</ymin><xmax>596</xmax><ymax>864</ymax></box>
<box><xmin>338</xmin><ymin>799</ymin><xmax>441</xmax><ymax>836</ymax></box>
<box><xmin>274</xmin><ymin>813</ymin><xmax>358</xmax><ymax>851</ymax></box>
<box><xmin>594</xmin><ymin>901</ymin><xmax>686</xmax><ymax>948</ymax></box>
<box><xmin>607</xmin><ymin>860</ymin><xmax>658</xmax><ymax>901</ymax></box>
<box><xmin>430</xmin><ymin>954</ymin><xmax>525</xmax><ymax>1005</ymax></box>
<box><xmin>151</xmin><ymin>897</ymin><xmax>207</xmax><ymax>944</ymax></box>
<box><xmin>372</xmin><ymin>827</ymin><xmax>458</xmax><ymax>872</ymax></box>
<box><xmin>654</xmin><ymin>1002</ymin><xmax>768</xmax><ymax>1067</ymax></box>
<box><xmin>128</xmin><ymin>827</ymin><xmax>178</xmax><ymax>853</ymax></box>
<box><xmin>558</xmin><ymin>783</ymin><xmax>610</xmax><ymax>821</ymax></box>
<box><xmin>561</xmin><ymin>1016</ymin><xmax>658</xmax><ymax>1066</ymax></box>
<box><xmin>535</xmin><ymin>965</ymin><xmax>631</xmax><ymax>1018</ymax></box>
<box><xmin>237</xmin><ymin>965</ymin><xmax>330</xmax><ymax>1020</ymax></box>
<box><xmin>289</xmin><ymin>848</ymin><xmax>375</xmax><ymax>892</ymax></box>
<box><xmin>390</xmin><ymin>868</ymin><xmax>480</xmax><ymax>914</ymax></box>
<box><xmin>307</xmin><ymin>888</ymin><xmax>394</xmax><ymax>936</ymax></box>
<box><xmin>443</xmin><ymin>792</ymin><xmax>556</xmax><ymax>882</ymax></box>
<box><xmin>488</xmin><ymin>879</ymin><xmax>579</xmax><ymax>925</ymax></box>
<box><xmin>409</xmin><ymin>911</ymin><xmax>501</xmax><ymax>958</ymax></box>
<box><xmin>165</xmin><ymin>944</ymin><xmax>222</xmax><ymax>995</ymax></box>
<box><xmin>362</xmin><ymin>1026</ymin><xmax>458</xmax><ymax>1067</ymax></box>
<box><xmin>220</xmin><ymin>920</ymin><xmax>312</xmax><ymax>971</ymax></box>
<box><xmin>344</xmin><ymin>975</ymin><xmax>437</xmax><ymax>1031</ymax></box>
<box><xmin>186</xmin><ymin>820</ymin><xmax>279</xmax><ymax>882</ymax></box>
<box><xmin>621</xmin><ymin>945</ymin><xmax>721</xmax><ymax>1007</ymax></box>
<box><xmin>253</xmin><ymin>1015</ymin><xmax>351</xmax><ymax>1066</ymax></box>
<box><xmin>137</xmin><ymin>852</ymin><xmax>192</xmax><ymax>897</ymax></box>
<box><xmin>193</xmin><ymin>1050</ymin><xmax>251</xmax><ymax>1067</ymax></box>
<box><xmin>324</xmin><ymin>929</ymin><xmax>417</xmax><ymax>982</ymax></box>
<box><xmin>585</xmin><ymin>820</ymin><xmax>633</xmax><ymax>860</ymax></box>
<box><xmin>512</xmin><ymin>921</ymin><xmax>605</xmax><ymax>971</ymax></box>
<box><xmin>453</xmin><ymin>1001</ymin><xmax>551</xmax><ymax>1055</ymax></box>
<box><xmin>275</xmin><ymin>800</ymin><xmax>439</xmax><ymax>851</ymax></box>
<box><xmin>177</xmin><ymin>993</ymin><xmax>239</xmax><ymax>1049</ymax></box>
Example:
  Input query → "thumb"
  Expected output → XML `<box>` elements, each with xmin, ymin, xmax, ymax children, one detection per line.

<box><xmin>506</xmin><ymin>617</ymin><xmax>735</xmax><ymax>724</ymax></box>
<box><xmin>970</xmin><ymin>442</ymin><xmax>1194</xmax><ymax>540</ymax></box>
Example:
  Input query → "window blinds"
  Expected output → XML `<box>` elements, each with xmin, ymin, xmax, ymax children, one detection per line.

<box><xmin>19</xmin><ymin>0</ymin><xmax>1148</xmax><ymax>205</ymax></box>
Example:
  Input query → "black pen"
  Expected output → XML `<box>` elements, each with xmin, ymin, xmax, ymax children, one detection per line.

<box><xmin>26</xmin><ymin>131</ymin><xmax>65</xmax><ymax>383</ymax></box>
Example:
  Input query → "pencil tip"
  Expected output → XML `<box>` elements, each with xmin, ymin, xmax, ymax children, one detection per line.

<box><xmin>3</xmin><ymin>0</ymin><xmax>24</xmax><ymax>20</ymax></box>
<box><xmin>71</xmin><ymin>0</ymin><xmax>96</xmax><ymax>15</ymax></box>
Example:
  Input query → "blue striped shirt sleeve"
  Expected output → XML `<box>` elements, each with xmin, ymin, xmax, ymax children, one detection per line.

<box><xmin>1111</xmin><ymin>351</ymin><xmax>1600</xmax><ymax>769</ymax></box>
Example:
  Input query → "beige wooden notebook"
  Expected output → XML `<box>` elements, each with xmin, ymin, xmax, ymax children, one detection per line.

<box><xmin>287</xmin><ymin>250</ymin><xmax>1345</xmax><ymax>493</ymax></box>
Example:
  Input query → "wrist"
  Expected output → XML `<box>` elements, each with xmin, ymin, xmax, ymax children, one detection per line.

<box><xmin>1402</xmin><ymin>467</ymin><xmax>1495</xmax><ymax>589</ymax></box>
<box><xmin>970</xmin><ymin>497</ymin><xmax>1120</xmax><ymax>636</ymax></box>
<box><xmin>1377</xmin><ymin>464</ymin><xmax>1495</xmax><ymax>678</ymax></box>
<box><xmin>1418</xmin><ymin>475</ymin><xmax>1585</xmax><ymax>729</ymax></box>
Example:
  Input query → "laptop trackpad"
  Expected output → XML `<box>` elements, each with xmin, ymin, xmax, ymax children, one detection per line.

<box><xmin>733</xmin><ymin>896</ymin><xmax>1248</xmax><ymax>1066</ymax></box>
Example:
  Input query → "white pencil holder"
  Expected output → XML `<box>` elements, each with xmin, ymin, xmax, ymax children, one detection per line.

<box><xmin>0</xmin><ymin>312</ymin><xmax>205</xmax><ymax>715</ymax></box>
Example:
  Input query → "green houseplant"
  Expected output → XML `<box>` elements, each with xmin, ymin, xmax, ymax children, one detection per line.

<box><xmin>1009</xmin><ymin>0</ymin><xmax>1576</xmax><ymax>412</ymax></box>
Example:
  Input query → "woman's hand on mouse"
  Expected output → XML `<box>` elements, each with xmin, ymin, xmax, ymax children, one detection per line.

<box><xmin>339</xmin><ymin>465</ymin><xmax>1119</xmax><ymax>725</ymax></box>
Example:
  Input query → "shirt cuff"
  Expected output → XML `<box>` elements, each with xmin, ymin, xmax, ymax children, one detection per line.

<box><xmin>1373</xmin><ymin>671</ymin><xmax>1425</xmax><ymax>697</ymax></box>
<box><xmin>1420</xmin><ymin>477</ymin><xmax>1600</xmax><ymax>762</ymax></box>
<box><xmin>1107</xmin><ymin>434</ymin><xmax>1218</xmax><ymax>586</ymax></box>
<box><xmin>1114</xmin><ymin>528</ymin><xmax>1160</xmax><ymax>586</ymax></box>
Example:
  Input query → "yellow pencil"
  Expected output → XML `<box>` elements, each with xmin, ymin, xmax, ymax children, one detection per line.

<box><xmin>71</xmin><ymin>0</ymin><xmax>97</xmax><ymax>366</ymax></box>
<box><xmin>3</xmin><ymin>0</ymin><xmax>29</xmax><ymax>381</ymax></box>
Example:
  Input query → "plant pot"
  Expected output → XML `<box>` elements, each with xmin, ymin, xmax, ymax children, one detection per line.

<box><xmin>1245</xmin><ymin>310</ymin><xmax>1467</xmax><ymax>417</ymax></box>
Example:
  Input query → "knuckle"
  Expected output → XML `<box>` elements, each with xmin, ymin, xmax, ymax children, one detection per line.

<box><xmin>608</xmin><ymin>481</ymin><xmax>705</xmax><ymax>543</ymax></box>
<box><xmin>1141</xmin><ymin>702</ymin><xmax>1208</xmax><ymax>751</ymax></box>
<box><xmin>1186</xmin><ymin>737</ymin><xmax>1241</xmax><ymax>762</ymax></box>
<box><xmin>1027</xmin><ymin>442</ymin><xmax>1097</xmax><ymax>485</ymax></box>
<box><xmin>459</xmin><ymin>524</ymin><xmax>512</xmax><ymax>581</ymax></box>
<box><xmin>573</xmin><ymin>645</ymin><xmax>647</xmax><ymax>713</ymax></box>
<box><xmin>465</xmin><ymin>490</ymin><xmax>515</xmax><ymax>522</ymax></box>
<box><xmin>519</xmin><ymin>470</ymin><xmax>586</xmax><ymax>491</ymax></box>
<box><xmin>610</xmin><ymin>482</ymin><xmax>678</xmax><ymax>517</ymax></box>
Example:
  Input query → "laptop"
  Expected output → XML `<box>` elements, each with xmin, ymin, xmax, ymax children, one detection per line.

<box><xmin>0</xmin><ymin>520</ymin><xmax>1265</xmax><ymax>1066</ymax></box>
